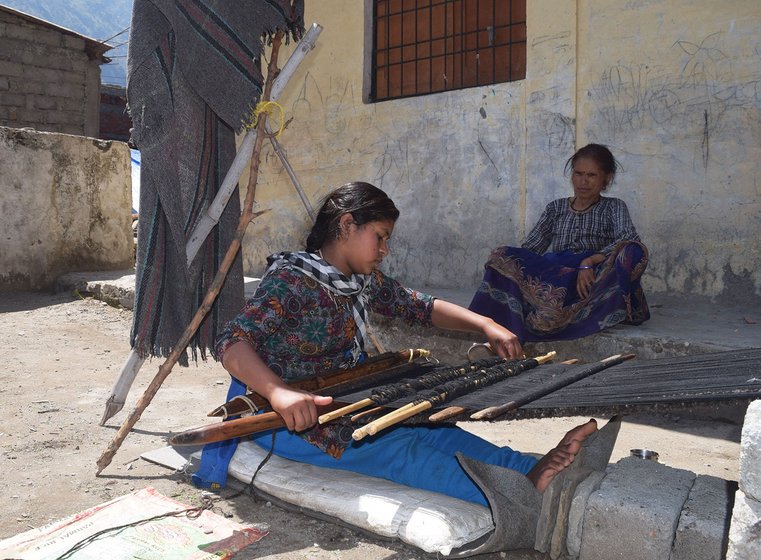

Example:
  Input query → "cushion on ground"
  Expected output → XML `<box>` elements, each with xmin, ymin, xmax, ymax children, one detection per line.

<box><xmin>228</xmin><ymin>440</ymin><xmax>495</xmax><ymax>555</ymax></box>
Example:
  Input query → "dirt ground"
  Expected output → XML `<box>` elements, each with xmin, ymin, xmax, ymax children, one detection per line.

<box><xmin>0</xmin><ymin>291</ymin><xmax>744</xmax><ymax>559</ymax></box>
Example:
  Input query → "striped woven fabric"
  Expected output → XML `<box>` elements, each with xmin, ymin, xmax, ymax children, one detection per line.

<box><xmin>127</xmin><ymin>0</ymin><xmax>304</xmax><ymax>363</ymax></box>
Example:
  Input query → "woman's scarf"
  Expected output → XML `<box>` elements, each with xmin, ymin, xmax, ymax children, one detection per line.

<box><xmin>265</xmin><ymin>251</ymin><xmax>370</xmax><ymax>366</ymax></box>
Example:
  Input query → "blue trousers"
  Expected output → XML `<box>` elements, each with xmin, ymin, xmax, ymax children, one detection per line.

<box><xmin>252</xmin><ymin>424</ymin><xmax>538</xmax><ymax>506</ymax></box>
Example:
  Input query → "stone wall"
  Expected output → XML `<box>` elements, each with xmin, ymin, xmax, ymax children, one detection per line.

<box><xmin>0</xmin><ymin>8</ymin><xmax>103</xmax><ymax>137</ymax></box>
<box><xmin>0</xmin><ymin>126</ymin><xmax>133</xmax><ymax>291</ymax></box>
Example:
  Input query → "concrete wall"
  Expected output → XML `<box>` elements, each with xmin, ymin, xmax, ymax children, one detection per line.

<box><xmin>0</xmin><ymin>126</ymin><xmax>133</xmax><ymax>291</ymax></box>
<box><xmin>243</xmin><ymin>0</ymin><xmax>761</xmax><ymax>301</ymax></box>
<box><xmin>0</xmin><ymin>8</ymin><xmax>103</xmax><ymax>137</ymax></box>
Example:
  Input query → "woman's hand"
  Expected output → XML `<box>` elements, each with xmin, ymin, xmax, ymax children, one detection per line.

<box><xmin>268</xmin><ymin>386</ymin><xmax>333</xmax><ymax>432</ymax></box>
<box><xmin>482</xmin><ymin>319</ymin><xmax>524</xmax><ymax>360</ymax></box>
<box><xmin>576</xmin><ymin>254</ymin><xmax>604</xmax><ymax>299</ymax></box>
<box><xmin>221</xmin><ymin>341</ymin><xmax>332</xmax><ymax>432</ymax></box>
<box><xmin>431</xmin><ymin>299</ymin><xmax>523</xmax><ymax>359</ymax></box>
<box><xmin>576</xmin><ymin>267</ymin><xmax>595</xmax><ymax>299</ymax></box>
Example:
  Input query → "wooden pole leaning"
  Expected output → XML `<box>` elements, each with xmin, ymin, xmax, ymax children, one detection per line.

<box><xmin>99</xmin><ymin>23</ymin><xmax>324</xmax><ymax>427</ymax></box>
<box><xmin>95</xmin><ymin>34</ymin><xmax>286</xmax><ymax>475</ymax></box>
<box><xmin>351</xmin><ymin>352</ymin><xmax>557</xmax><ymax>441</ymax></box>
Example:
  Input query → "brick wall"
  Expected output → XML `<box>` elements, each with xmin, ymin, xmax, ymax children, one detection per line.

<box><xmin>0</xmin><ymin>8</ymin><xmax>103</xmax><ymax>137</ymax></box>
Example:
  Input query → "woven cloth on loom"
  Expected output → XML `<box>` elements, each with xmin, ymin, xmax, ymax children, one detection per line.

<box><xmin>127</xmin><ymin>0</ymin><xmax>304</xmax><ymax>363</ymax></box>
<box><xmin>335</xmin><ymin>348</ymin><xmax>761</xmax><ymax>420</ymax></box>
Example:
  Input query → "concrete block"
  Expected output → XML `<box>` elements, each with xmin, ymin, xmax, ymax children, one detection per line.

<box><xmin>21</xmin><ymin>80</ymin><xmax>46</xmax><ymax>95</ymax></box>
<box><xmin>579</xmin><ymin>457</ymin><xmax>695</xmax><ymax>560</ymax></box>
<box><xmin>32</xmin><ymin>95</ymin><xmax>57</xmax><ymax>110</ymax></box>
<box><xmin>47</xmin><ymin>81</ymin><xmax>84</xmax><ymax>100</ymax></box>
<box><xmin>0</xmin><ymin>59</ymin><xmax>23</xmax><ymax>77</ymax></box>
<box><xmin>566</xmin><ymin>470</ymin><xmax>605</xmax><ymax>558</ymax></box>
<box><xmin>0</xmin><ymin>92</ymin><xmax>25</xmax><ymax>106</ymax></box>
<box><xmin>739</xmin><ymin>400</ymin><xmax>761</xmax><ymax>502</ymax></box>
<box><xmin>22</xmin><ymin>65</ymin><xmax>64</xmax><ymax>83</ymax></box>
<box><xmin>671</xmin><ymin>475</ymin><xmax>735</xmax><ymax>560</ymax></box>
<box><xmin>726</xmin><ymin>489</ymin><xmax>761</xmax><ymax>560</ymax></box>
<box><xmin>56</xmin><ymin>271</ymin><xmax>136</xmax><ymax>309</ymax></box>
<box><xmin>62</xmin><ymin>35</ymin><xmax>85</xmax><ymax>50</ymax></box>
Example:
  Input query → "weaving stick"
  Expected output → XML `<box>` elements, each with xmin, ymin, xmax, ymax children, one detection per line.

<box><xmin>350</xmin><ymin>406</ymin><xmax>385</xmax><ymax>422</ymax></box>
<box><xmin>207</xmin><ymin>348</ymin><xmax>431</xmax><ymax>418</ymax></box>
<box><xmin>352</xmin><ymin>352</ymin><xmax>556</xmax><ymax>441</ymax></box>
<box><xmin>317</xmin><ymin>357</ymin><xmax>506</xmax><ymax>424</ymax></box>
<box><xmin>169</xmin><ymin>402</ymin><xmax>344</xmax><ymax>447</ymax></box>
<box><xmin>427</xmin><ymin>358</ymin><xmax>581</xmax><ymax>422</ymax></box>
<box><xmin>96</xmin><ymin>34</ymin><xmax>286</xmax><ymax>475</ymax></box>
<box><xmin>469</xmin><ymin>353</ymin><xmax>635</xmax><ymax>421</ymax></box>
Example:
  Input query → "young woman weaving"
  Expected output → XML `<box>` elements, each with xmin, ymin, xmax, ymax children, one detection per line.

<box><xmin>195</xmin><ymin>181</ymin><xmax>597</xmax><ymax>505</ymax></box>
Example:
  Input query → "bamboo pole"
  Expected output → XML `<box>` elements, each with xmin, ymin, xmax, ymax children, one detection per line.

<box><xmin>95</xmin><ymin>33</ymin><xmax>285</xmax><ymax>475</ymax></box>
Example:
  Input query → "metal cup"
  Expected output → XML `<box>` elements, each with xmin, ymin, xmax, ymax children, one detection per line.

<box><xmin>630</xmin><ymin>448</ymin><xmax>659</xmax><ymax>461</ymax></box>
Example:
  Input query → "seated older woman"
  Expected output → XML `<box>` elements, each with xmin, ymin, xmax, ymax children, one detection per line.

<box><xmin>469</xmin><ymin>143</ymin><xmax>650</xmax><ymax>343</ymax></box>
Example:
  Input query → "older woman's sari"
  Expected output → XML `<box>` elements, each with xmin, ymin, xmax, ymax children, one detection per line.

<box><xmin>468</xmin><ymin>241</ymin><xmax>649</xmax><ymax>342</ymax></box>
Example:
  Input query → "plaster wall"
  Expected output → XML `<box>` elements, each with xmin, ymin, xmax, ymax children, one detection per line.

<box><xmin>244</xmin><ymin>0</ymin><xmax>760</xmax><ymax>300</ymax></box>
<box><xmin>0</xmin><ymin>126</ymin><xmax>133</xmax><ymax>291</ymax></box>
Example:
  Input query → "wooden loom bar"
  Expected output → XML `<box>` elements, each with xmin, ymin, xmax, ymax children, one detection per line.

<box><xmin>208</xmin><ymin>348</ymin><xmax>431</xmax><ymax>418</ymax></box>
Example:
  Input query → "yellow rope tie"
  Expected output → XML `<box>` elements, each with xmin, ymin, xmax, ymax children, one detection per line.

<box><xmin>247</xmin><ymin>100</ymin><xmax>286</xmax><ymax>136</ymax></box>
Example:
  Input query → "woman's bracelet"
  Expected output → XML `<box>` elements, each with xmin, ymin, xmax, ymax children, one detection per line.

<box><xmin>577</xmin><ymin>265</ymin><xmax>593</xmax><ymax>270</ymax></box>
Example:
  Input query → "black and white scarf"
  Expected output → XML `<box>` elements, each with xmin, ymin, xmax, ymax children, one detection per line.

<box><xmin>265</xmin><ymin>251</ymin><xmax>370</xmax><ymax>365</ymax></box>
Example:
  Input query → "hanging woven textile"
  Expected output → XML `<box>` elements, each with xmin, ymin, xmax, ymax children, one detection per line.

<box><xmin>127</xmin><ymin>0</ymin><xmax>305</xmax><ymax>363</ymax></box>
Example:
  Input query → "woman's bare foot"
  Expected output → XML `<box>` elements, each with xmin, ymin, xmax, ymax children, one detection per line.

<box><xmin>526</xmin><ymin>419</ymin><xmax>598</xmax><ymax>493</ymax></box>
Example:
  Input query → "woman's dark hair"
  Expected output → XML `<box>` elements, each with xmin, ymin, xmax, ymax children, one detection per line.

<box><xmin>306</xmin><ymin>182</ymin><xmax>399</xmax><ymax>252</ymax></box>
<box><xmin>564</xmin><ymin>143</ymin><xmax>621</xmax><ymax>186</ymax></box>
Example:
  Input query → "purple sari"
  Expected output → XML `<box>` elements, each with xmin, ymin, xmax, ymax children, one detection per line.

<box><xmin>469</xmin><ymin>241</ymin><xmax>649</xmax><ymax>342</ymax></box>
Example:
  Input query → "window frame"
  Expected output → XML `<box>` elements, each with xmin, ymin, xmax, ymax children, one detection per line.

<box><xmin>366</xmin><ymin>0</ymin><xmax>527</xmax><ymax>103</ymax></box>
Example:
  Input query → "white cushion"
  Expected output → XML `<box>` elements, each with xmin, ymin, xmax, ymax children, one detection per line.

<box><xmin>228</xmin><ymin>441</ymin><xmax>495</xmax><ymax>555</ymax></box>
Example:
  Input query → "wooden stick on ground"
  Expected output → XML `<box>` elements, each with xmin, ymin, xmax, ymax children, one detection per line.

<box><xmin>95</xmin><ymin>33</ymin><xmax>285</xmax><ymax>475</ymax></box>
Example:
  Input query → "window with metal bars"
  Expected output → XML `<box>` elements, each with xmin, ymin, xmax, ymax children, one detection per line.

<box><xmin>371</xmin><ymin>0</ymin><xmax>526</xmax><ymax>102</ymax></box>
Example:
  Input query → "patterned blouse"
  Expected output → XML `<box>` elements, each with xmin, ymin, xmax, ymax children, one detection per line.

<box><xmin>215</xmin><ymin>265</ymin><xmax>435</xmax><ymax>458</ymax></box>
<box><xmin>522</xmin><ymin>196</ymin><xmax>641</xmax><ymax>256</ymax></box>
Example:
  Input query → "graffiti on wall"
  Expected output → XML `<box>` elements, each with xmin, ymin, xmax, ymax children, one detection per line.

<box><xmin>591</xmin><ymin>32</ymin><xmax>761</xmax><ymax>170</ymax></box>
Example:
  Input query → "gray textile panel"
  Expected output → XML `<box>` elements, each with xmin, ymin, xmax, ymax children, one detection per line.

<box><xmin>449</xmin><ymin>454</ymin><xmax>542</xmax><ymax>556</ymax></box>
<box><xmin>671</xmin><ymin>475</ymin><xmax>735</xmax><ymax>560</ymax></box>
<box><xmin>579</xmin><ymin>457</ymin><xmax>695</xmax><ymax>560</ymax></box>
